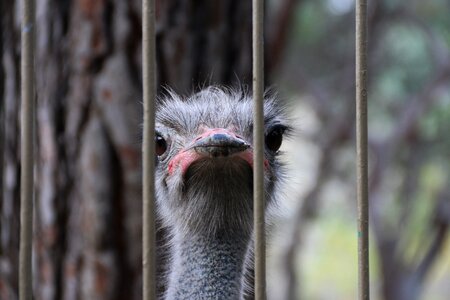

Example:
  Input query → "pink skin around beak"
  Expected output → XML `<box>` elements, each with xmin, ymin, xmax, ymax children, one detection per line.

<box><xmin>168</xmin><ymin>128</ymin><xmax>269</xmax><ymax>176</ymax></box>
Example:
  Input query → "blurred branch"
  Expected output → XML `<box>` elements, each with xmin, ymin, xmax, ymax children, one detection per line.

<box><xmin>392</xmin><ymin>65</ymin><xmax>450</xmax><ymax>143</ymax></box>
<box><xmin>370</xmin><ymin>59</ymin><xmax>450</xmax><ymax>182</ymax></box>
<box><xmin>371</xmin><ymin>8</ymin><xmax>450</xmax><ymax>293</ymax></box>
<box><xmin>369</xmin><ymin>53</ymin><xmax>450</xmax><ymax>300</ymax></box>
<box><xmin>370</xmin><ymin>65</ymin><xmax>450</xmax><ymax>223</ymax></box>
<box><xmin>282</xmin><ymin>110</ymin><xmax>352</xmax><ymax>300</ymax></box>
<box><xmin>399</xmin><ymin>142</ymin><xmax>422</xmax><ymax>229</ymax></box>
<box><xmin>414</xmin><ymin>193</ymin><xmax>449</xmax><ymax>284</ymax></box>
<box><xmin>282</xmin><ymin>146</ymin><xmax>331</xmax><ymax>300</ymax></box>
<box><xmin>267</xmin><ymin>0</ymin><xmax>303</xmax><ymax>74</ymax></box>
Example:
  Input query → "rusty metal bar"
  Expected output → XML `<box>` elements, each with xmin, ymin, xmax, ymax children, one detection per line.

<box><xmin>142</xmin><ymin>0</ymin><xmax>157</xmax><ymax>299</ymax></box>
<box><xmin>356</xmin><ymin>0</ymin><xmax>370</xmax><ymax>299</ymax></box>
<box><xmin>19</xmin><ymin>0</ymin><xmax>36</xmax><ymax>299</ymax></box>
<box><xmin>252</xmin><ymin>0</ymin><xmax>266</xmax><ymax>299</ymax></box>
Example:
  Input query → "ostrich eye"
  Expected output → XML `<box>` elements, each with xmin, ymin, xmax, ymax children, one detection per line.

<box><xmin>155</xmin><ymin>133</ymin><xmax>167</xmax><ymax>156</ymax></box>
<box><xmin>265</xmin><ymin>125</ymin><xmax>286</xmax><ymax>152</ymax></box>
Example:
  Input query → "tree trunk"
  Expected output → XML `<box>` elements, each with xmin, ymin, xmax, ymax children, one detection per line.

<box><xmin>0</xmin><ymin>1</ymin><xmax>252</xmax><ymax>299</ymax></box>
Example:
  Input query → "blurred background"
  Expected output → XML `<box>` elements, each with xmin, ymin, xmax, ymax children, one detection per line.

<box><xmin>1</xmin><ymin>0</ymin><xmax>449</xmax><ymax>299</ymax></box>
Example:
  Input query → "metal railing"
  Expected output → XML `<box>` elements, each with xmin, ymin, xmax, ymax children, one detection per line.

<box><xmin>19</xmin><ymin>0</ymin><xmax>36</xmax><ymax>299</ymax></box>
<box><xmin>142</xmin><ymin>0</ymin><xmax>157</xmax><ymax>299</ymax></box>
<box><xmin>356</xmin><ymin>0</ymin><xmax>370</xmax><ymax>299</ymax></box>
<box><xmin>252</xmin><ymin>0</ymin><xmax>266</xmax><ymax>299</ymax></box>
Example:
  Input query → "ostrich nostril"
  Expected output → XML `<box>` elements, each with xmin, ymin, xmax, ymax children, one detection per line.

<box><xmin>211</xmin><ymin>133</ymin><xmax>228</xmax><ymax>142</ymax></box>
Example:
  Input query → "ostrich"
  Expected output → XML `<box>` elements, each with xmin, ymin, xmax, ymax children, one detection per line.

<box><xmin>154</xmin><ymin>87</ymin><xmax>290</xmax><ymax>299</ymax></box>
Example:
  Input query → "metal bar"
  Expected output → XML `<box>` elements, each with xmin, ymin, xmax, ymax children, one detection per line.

<box><xmin>252</xmin><ymin>0</ymin><xmax>266</xmax><ymax>299</ymax></box>
<box><xmin>142</xmin><ymin>0</ymin><xmax>157</xmax><ymax>299</ymax></box>
<box><xmin>356</xmin><ymin>0</ymin><xmax>370</xmax><ymax>299</ymax></box>
<box><xmin>0</xmin><ymin>0</ymin><xmax>4</xmax><ymax>212</ymax></box>
<box><xmin>19</xmin><ymin>0</ymin><xmax>36</xmax><ymax>299</ymax></box>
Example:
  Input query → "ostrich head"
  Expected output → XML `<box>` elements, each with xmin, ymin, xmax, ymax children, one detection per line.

<box><xmin>154</xmin><ymin>87</ymin><xmax>290</xmax><ymax>299</ymax></box>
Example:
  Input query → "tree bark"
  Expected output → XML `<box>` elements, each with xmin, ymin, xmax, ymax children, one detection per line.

<box><xmin>0</xmin><ymin>1</ymin><xmax>252</xmax><ymax>299</ymax></box>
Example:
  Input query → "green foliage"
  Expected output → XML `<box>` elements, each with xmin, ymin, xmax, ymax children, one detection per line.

<box><xmin>420</xmin><ymin>92</ymin><xmax>450</xmax><ymax>154</ymax></box>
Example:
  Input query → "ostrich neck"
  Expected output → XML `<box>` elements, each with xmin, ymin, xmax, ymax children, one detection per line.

<box><xmin>166</xmin><ymin>231</ymin><xmax>249</xmax><ymax>300</ymax></box>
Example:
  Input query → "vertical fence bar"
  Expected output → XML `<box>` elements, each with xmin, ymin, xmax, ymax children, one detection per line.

<box><xmin>19</xmin><ymin>0</ymin><xmax>35</xmax><ymax>299</ymax></box>
<box><xmin>0</xmin><ymin>0</ymin><xmax>4</xmax><ymax>215</ymax></box>
<box><xmin>252</xmin><ymin>0</ymin><xmax>266</xmax><ymax>299</ymax></box>
<box><xmin>356</xmin><ymin>0</ymin><xmax>369</xmax><ymax>299</ymax></box>
<box><xmin>142</xmin><ymin>0</ymin><xmax>157</xmax><ymax>299</ymax></box>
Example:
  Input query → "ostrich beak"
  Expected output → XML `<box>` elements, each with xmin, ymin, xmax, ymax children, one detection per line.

<box><xmin>168</xmin><ymin>128</ymin><xmax>259</xmax><ymax>176</ymax></box>
<box><xmin>188</xmin><ymin>129</ymin><xmax>250</xmax><ymax>157</ymax></box>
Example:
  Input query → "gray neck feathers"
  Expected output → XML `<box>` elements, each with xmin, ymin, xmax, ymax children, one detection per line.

<box><xmin>165</xmin><ymin>232</ymin><xmax>249</xmax><ymax>300</ymax></box>
<box><xmin>161</xmin><ymin>161</ymin><xmax>254</xmax><ymax>300</ymax></box>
